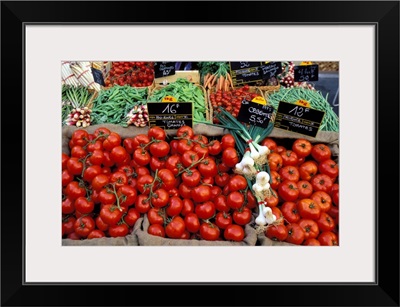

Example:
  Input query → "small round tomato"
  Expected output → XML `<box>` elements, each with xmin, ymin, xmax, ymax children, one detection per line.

<box><xmin>213</xmin><ymin>195</ymin><xmax>230</xmax><ymax>212</ymax></box>
<box><xmin>224</xmin><ymin>224</ymin><xmax>245</xmax><ymax>242</ymax></box>
<box><xmin>316</xmin><ymin>212</ymin><xmax>336</xmax><ymax>232</ymax></box>
<box><xmin>136</xmin><ymin>174</ymin><xmax>154</xmax><ymax>195</ymax></box>
<box><xmin>195</xmin><ymin>201</ymin><xmax>216</xmax><ymax>220</ymax></box>
<box><xmin>62</xmin><ymin>153</ymin><xmax>70</xmax><ymax>170</ymax></box>
<box><xmin>311</xmin><ymin>144</ymin><xmax>332</xmax><ymax>162</ymax></box>
<box><xmin>109</xmin><ymin>171</ymin><xmax>128</xmax><ymax>189</ymax></box>
<box><xmin>215</xmin><ymin>211</ymin><xmax>232</xmax><ymax>229</ymax></box>
<box><xmin>103</xmin><ymin>132</ymin><xmax>122</xmax><ymax>151</ymax></box>
<box><xmin>156</xmin><ymin>169</ymin><xmax>176</xmax><ymax>190</ymax></box>
<box><xmin>181</xmin><ymin>198</ymin><xmax>195</xmax><ymax>216</ymax></box>
<box><xmin>197</xmin><ymin>157</ymin><xmax>217</xmax><ymax>177</ymax></box>
<box><xmin>221</xmin><ymin>147</ymin><xmax>239</xmax><ymax>168</ymax></box>
<box><xmin>278</xmin><ymin>180</ymin><xmax>299</xmax><ymax>202</ymax></box>
<box><xmin>124</xmin><ymin>208</ymin><xmax>140</xmax><ymax>227</ymax></box>
<box><xmin>166</xmin><ymin>196</ymin><xmax>183</xmax><ymax>217</ymax></box>
<box><xmin>176</xmin><ymin>125</ymin><xmax>194</xmax><ymax>139</ymax></box>
<box><xmin>74</xmin><ymin>216</ymin><xmax>95</xmax><ymax>238</ymax></box>
<box><xmin>228</xmin><ymin>175</ymin><xmax>247</xmax><ymax>192</ymax></box>
<box><xmin>100</xmin><ymin>204</ymin><xmax>124</xmax><ymax>226</ymax></box>
<box><xmin>110</xmin><ymin>146</ymin><xmax>128</xmax><ymax>164</ymax></box>
<box><xmin>117</xmin><ymin>185</ymin><xmax>137</xmax><ymax>207</ymax></box>
<box><xmin>318</xmin><ymin>159</ymin><xmax>339</xmax><ymax>180</ymax></box>
<box><xmin>71</xmin><ymin>129</ymin><xmax>89</xmax><ymax>147</ymax></box>
<box><xmin>280</xmin><ymin>150</ymin><xmax>299</xmax><ymax>166</ymax></box>
<box><xmin>177</xmin><ymin>139</ymin><xmax>194</xmax><ymax>155</ymax></box>
<box><xmin>147</xmin><ymin>207</ymin><xmax>165</xmax><ymax>225</ymax></box>
<box><xmin>264</xmin><ymin>189</ymin><xmax>279</xmax><ymax>207</ymax></box>
<box><xmin>148</xmin><ymin>223</ymin><xmax>165</xmax><ymax>237</ymax></box>
<box><xmin>93</xmin><ymin>127</ymin><xmax>111</xmax><ymax>141</ymax></box>
<box><xmin>208</xmin><ymin>140</ymin><xmax>222</xmax><ymax>156</ymax></box>
<box><xmin>148</xmin><ymin>126</ymin><xmax>166</xmax><ymax>141</ymax></box>
<box><xmin>279</xmin><ymin>165</ymin><xmax>300</xmax><ymax>182</ymax></box>
<box><xmin>311</xmin><ymin>191</ymin><xmax>332</xmax><ymax>213</ymax></box>
<box><xmin>318</xmin><ymin>231</ymin><xmax>339</xmax><ymax>246</ymax></box>
<box><xmin>62</xmin><ymin>169</ymin><xmax>74</xmax><ymax>187</ymax></box>
<box><xmin>181</xmin><ymin>150</ymin><xmax>200</xmax><ymax>168</ymax></box>
<box><xmin>179</xmin><ymin>183</ymin><xmax>193</xmax><ymax>199</ymax></box>
<box><xmin>108</xmin><ymin>224</ymin><xmax>129</xmax><ymax>237</ymax></box>
<box><xmin>267</xmin><ymin>152</ymin><xmax>283</xmax><ymax>172</ymax></box>
<box><xmin>70</xmin><ymin>145</ymin><xmax>87</xmax><ymax>159</ymax></box>
<box><xmin>311</xmin><ymin>174</ymin><xmax>334</xmax><ymax>193</ymax></box>
<box><xmin>280</xmin><ymin>201</ymin><xmax>301</xmax><ymax>224</ymax></box>
<box><xmin>299</xmin><ymin>161</ymin><xmax>318</xmax><ymax>181</ymax></box>
<box><xmin>82</xmin><ymin>165</ymin><xmax>102</xmax><ymax>183</ymax></box>
<box><xmin>74</xmin><ymin>196</ymin><xmax>94</xmax><ymax>214</ymax></box>
<box><xmin>297</xmin><ymin>180</ymin><xmax>313</xmax><ymax>198</ymax></box>
<box><xmin>135</xmin><ymin>194</ymin><xmax>151</xmax><ymax>213</ymax></box>
<box><xmin>132</xmin><ymin>134</ymin><xmax>150</xmax><ymax>149</ymax></box>
<box><xmin>184</xmin><ymin>212</ymin><xmax>200</xmax><ymax>233</ymax></box>
<box><xmin>292</xmin><ymin>138</ymin><xmax>312</xmax><ymax>158</ymax></box>
<box><xmin>221</xmin><ymin>134</ymin><xmax>236</xmax><ymax>149</ymax></box>
<box><xmin>298</xmin><ymin>219</ymin><xmax>319</xmax><ymax>240</ymax></box>
<box><xmin>270</xmin><ymin>170</ymin><xmax>282</xmax><ymax>190</ymax></box>
<box><xmin>133</xmin><ymin>148</ymin><xmax>151</xmax><ymax>166</ymax></box>
<box><xmin>199</xmin><ymin>222</ymin><xmax>220</xmax><ymax>241</ymax></box>
<box><xmin>151</xmin><ymin>188</ymin><xmax>170</xmax><ymax>208</ymax></box>
<box><xmin>62</xmin><ymin>216</ymin><xmax>76</xmax><ymax>235</ymax></box>
<box><xmin>191</xmin><ymin>185</ymin><xmax>212</xmax><ymax>203</ymax></box>
<box><xmin>297</xmin><ymin>198</ymin><xmax>321</xmax><ymax>220</ymax></box>
<box><xmin>91</xmin><ymin>174</ymin><xmax>110</xmax><ymax>191</ymax></box>
<box><xmin>232</xmin><ymin>207</ymin><xmax>252</xmax><ymax>225</ymax></box>
<box><xmin>165</xmin><ymin>216</ymin><xmax>186</xmax><ymax>239</ymax></box>
<box><xmin>181</xmin><ymin>169</ymin><xmax>201</xmax><ymax>187</ymax></box>
<box><xmin>266</xmin><ymin>224</ymin><xmax>288</xmax><ymax>242</ymax></box>
<box><xmin>149</xmin><ymin>140</ymin><xmax>170</xmax><ymax>158</ymax></box>
<box><xmin>215</xmin><ymin>172</ymin><xmax>230</xmax><ymax>187</ymax></box>
<box><xmin>88</xmin><ymin>149</ymin><xmax>104</xmax><ymax>165</ymax></box>
<box><xmin>66</xmin><ymin>157</ymin><xmax>84</xmax><ymax>176</ymax></box>
<box><xmin>227</xmin><ymin>191</ymin><xmax>245</xmax><ymax>210</ymax></box>
<box><xmin>65</xmin><ymin>181</ymin><xmax>86</xmax><ymax>200</ymax></box>
<box><xmin>62</xmin><ymin>197</ymin><xmax>75</xmax><ymax>215</ymax></box>
<box><xmin>87</xmin><ymin>229</ymin><xmax>105</xmax><ymax>239</ymax></box>
<box><xmin>245</xmin><ymin>189</ymin><xmax>257</xmax><ymax>209</ymax></box>
<box><xmin>285</xmin><ymin>223</ymin><xmax>305</xmax><ymax>245</ymax></box>
<box><xmin>165</xmin><ymin>155</ymin><xmax>183</xmax><ymax>176</ymax></box>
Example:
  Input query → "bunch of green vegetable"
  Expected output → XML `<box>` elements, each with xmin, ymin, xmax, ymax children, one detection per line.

<box><xmin>90</xmin><ymin>85</ymin><xmax>148</xmax><ymax>127</ymax></box>
<box><xmin>62</xmin><ymin>85</ymin><xmax>96</xmax><ymax>127</ymax></box>
<box><xmin>265</xmin><ymin>87</ymin><xmax>339</xmax><ymax>132</ymax></box>
<box><xmin>148</xmin><ymin>78</ymin><xmax>209</xmax><ymax>123</ymax></box>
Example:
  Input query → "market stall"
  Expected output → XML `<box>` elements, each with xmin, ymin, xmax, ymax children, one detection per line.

<box><xmin>61</xmin><ymin>61</ymin><xmax>339</xmax><ymax>247</ymax></box>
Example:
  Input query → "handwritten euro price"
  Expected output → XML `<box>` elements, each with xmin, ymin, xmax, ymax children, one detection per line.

<box><xmin>249</xmin><ymin>115</ymin><xmax>266</xmax><ymax>125</ymax></box>
<box><xmin>289</xmin><ymin>105</ymin><xmax>310</xmax><ymax>117</ymax></box>
<box><xmin>162</xmin><ymin>103</ymin><xmax>179</xmax><ymax>114</ymax></box>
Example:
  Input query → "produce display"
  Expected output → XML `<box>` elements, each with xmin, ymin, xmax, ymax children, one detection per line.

<box><xmin>90</xmin><ymin>85</ymin><xmax>148</xmax><ymax>127</ymax></box>
<box><xmin>148</xmin><ymin>78</ymin><xmax>209</xmax><ymax>123</ymax></box>
<box><xmin>61</xmin><ymin>60</ymin><xmax>339</xmax><ymax>246</ymax></box>
<box><xmin>104</xmin><ymin>61</ymin><xmax>155</xmax><ymax>88</ymax></box>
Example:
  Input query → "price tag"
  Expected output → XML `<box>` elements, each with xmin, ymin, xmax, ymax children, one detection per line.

<box><xmin>261</xmin><ymin>62</ymin><xmax>282</xmax><ymax>80</ymax></box>
<box><xmin>229</xmin><ymin>62</ymin><xmax>264</xmax><ymax>86</ymax></box>
<box><xmin>236</xmin><ymin>99</ymin><xmax>274</xmax><ymax>128</ymax></box>
<box><xmin>294</xmin><ymin>64</ymin><xmax>319</xmax><ymax>82</ymax></box>
<box><xmin>295</xmin><ymin>99</ymin><xmax>311</xmax><ymax>107</ymax></box>
<box><xmin>274</xmin><ymin>101</ymin><xmax>325</xmax><ymax>137</ymax></box>
<box><xmin>154</xmin><ymin>62</ymin><xmax>176</xmax><ymax>78</ymax></box>
<box><xmin>147</xmin><ymin>102</ymin><xmax>193</xmax><ymax>129</ymax></box>
<box><xmin>162</xmin><ymin>96</ymin><xmax>177</xmax><ymax>102</ymax></box>
<box><xmin>251</xmin><ymin>96</ymin><xmax>267</xmax><ymax>105</ymax></box>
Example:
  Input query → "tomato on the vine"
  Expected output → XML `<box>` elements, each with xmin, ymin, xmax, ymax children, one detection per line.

<box><xmin>199</xmin><ymin>222</ymin><xmax>220</xmax><ymax>241</ymax></box>
<box><xmin>224</xmin><ymin>224</ymin><xmax>245</xmax><ymax>242</ymax></box>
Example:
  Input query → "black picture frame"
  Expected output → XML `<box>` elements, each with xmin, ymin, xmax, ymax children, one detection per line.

<box><xmin>1</xmin><ymin>1</ymin><xmax>399</xmax><ymax>306</ymax></box>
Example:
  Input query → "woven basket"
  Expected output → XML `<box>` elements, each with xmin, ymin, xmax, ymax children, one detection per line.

<box><xmin>148</xmin><ymin>83</ymin><xmax>211</xmax><ymax>122</ymax></box>
<box><xmin>258</xmin><ymin>84</ymin><xmax>281</xmax><ymax>94</ymax></box>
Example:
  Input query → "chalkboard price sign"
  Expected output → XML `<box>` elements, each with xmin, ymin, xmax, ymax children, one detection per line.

<box><xmin>294</xmin><ymin>64</ymin><xmax>319</xmax><ymax>82</ymax></box>
<box><xmin>154</xmin><ymin>62</ymin><xmax>176</xmax><ymax>78</ymax></box>
<box><xmin>229</xmin><ymin>62</ymin><xmax>264</xmax><ymax>86</ymax></box>
<box><xmin>91</xmin><ymin>67</ymin><xmax>105</xmax><ymax>86</ymax></box>
<box><xmin>147</xmin><ymin>102</ymin><xmax>193</xmax><ymax>129</ymax></box>
<box><xmin>236</xmin><ymin>99</ymin><xmax>274</xmax><ymax>128</ymax></box>
<box><xmin>261</xmin><ymin>62</ymin><xmax>282</xmax><ymax>80</ymax></box>
<box><xmin>274</xmin><ymin>101</ymin><xmax>325</xmax><ymax>137</ymax></box>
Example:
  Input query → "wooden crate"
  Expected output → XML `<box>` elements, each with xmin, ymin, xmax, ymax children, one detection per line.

<box><xmin>154</xmin><ymin>70</ymin><xmax>200</xmax><ymax>85</ymax></box>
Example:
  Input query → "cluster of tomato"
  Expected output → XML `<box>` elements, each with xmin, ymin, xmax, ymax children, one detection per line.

<box><xmin>62</xmin><ymin>125</ymin><xmax>258</xmax><ymax>242</ymax></box>
<box><xmin>105</xmin><ymin>61</ymin><xmax>155</xmax><ymax>88</ymax></box>
<box><xmin>209</xmin><ymin>84</ymin><xmax>260</xmax><ymax>121</ymax></box>
<box><xmin>262</xmin><ymin>137</ymin><xmax>339</xmax><ymax>246</ymax></box>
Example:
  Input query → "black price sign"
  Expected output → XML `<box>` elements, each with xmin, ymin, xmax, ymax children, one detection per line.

<box><xmin>229</xmin><ymin>62</ymin><xmax>264</xmax><ymax>86</ymax></box>
<box><xmin>294</xmin><ymin>64</ymin><xmax>319</xmax><ymax>82</ymax></box>
<box><xmin>274</xmin><ymin>101</ymin><xmax>325</xmax><ymax>137</ymax></box>
<box><xmin>147</xmin><ymin>102</ymin><xmax>193</xmax><ymax>129</ymax></box>
<box><xmin>91</xmin><ymin>67</ymin><xmax>105</xmax><ymax>86</ymax></box>
<box><xmin>236</xmin><ymin>99</ymin><xmax>274</xmax><ymax>128</ymax></box>
<box><xmin>154</xmin><ymin>62</ymin><xmax>176</xmax><ymax>78</ymax></box>
<box><xmin>261</xmin><ymin>62</ymin><xmax>282</xmax><ymax>80</ymax></box>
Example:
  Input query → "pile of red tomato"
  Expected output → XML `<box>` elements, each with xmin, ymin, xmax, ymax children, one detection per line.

<box><xmin>262</xmin><ymin>137</ymin><xmax>339</xmax><ymax>246</ymax></box>
<box><xmin>209</xmin><ymin>84</ymin><xmax>261</xmax><ymax>121</ymax></box>
<box><xmin>62</xmin><ymin>125</ymin><xmax>260</xmax><ymax>242</ymax></box>
<box><xmin>105</xmin><ymin>61</ymin><xmax>155</xmax><ymax>88</ymax></box>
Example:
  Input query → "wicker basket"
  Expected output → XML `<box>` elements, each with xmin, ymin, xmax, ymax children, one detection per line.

<box><xmin>148</xmin><ymin>83</ymin><xmax>211</xmax><ymax>122</ymax></box>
